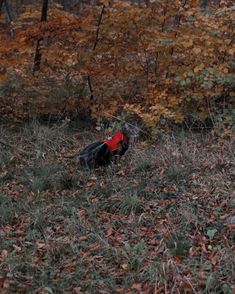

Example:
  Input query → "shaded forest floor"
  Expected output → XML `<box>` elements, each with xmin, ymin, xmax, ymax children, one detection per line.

<box><xmin>0</xmin><ymin>121</ymin><xmax>234</xmax><ymax>293</ymax></box>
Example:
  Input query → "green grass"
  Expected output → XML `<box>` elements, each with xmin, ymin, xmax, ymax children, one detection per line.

<box><xmin>0</xmin><ymin>121</ymin><xmax>234</xmax><ymax>293</ymax></box>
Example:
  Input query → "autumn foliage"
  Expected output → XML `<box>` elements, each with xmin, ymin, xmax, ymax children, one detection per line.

<box><xmin>0</xmin><ymin>2</ymin><xmax>235</xmax><ymax>292</ymax></box>
<box><xmin>0</xmin><ymin>1</ymin><xmax>234</xmax><ymax>128</ymax></box>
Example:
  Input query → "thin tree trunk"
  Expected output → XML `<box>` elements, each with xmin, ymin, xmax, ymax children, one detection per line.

<box><xmin>0</xmin><ymin>0</ymin><xmax>4</xmax><ymax>12</ymax></box>
<box><xmin>0</xmin><ymin>0</ymin><xmax>13</xmax><ymax>22</ymax></box>
<box><xmin>0</xmin><ymin>0</ymin><xmax>15</xmax><ymax>36</ymax></box>
<box><xmin>33</xmin><ymin>0</ymin><xmax>49</xmax><ymax>73</ymax></box>
<box><xmin>93</xmin><ymin>4</ymin><xmax>105</xmax><ymax>50</ymax></box>
<box><xmin>87</xmin><ymin>4</ymin><xmax>105</xmax><ymax>111</ymax></box>
<box><xmin>200</xmin><ymin>0</ymin><xmax>210</xmax><ymax>12</ymax></box>
<box><xmin>4</xmin><ymin>0</ymin><xmax>13</xmax><ymax>22</ymax></box>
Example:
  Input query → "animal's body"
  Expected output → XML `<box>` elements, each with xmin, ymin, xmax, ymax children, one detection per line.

<box><xmin>79</xmin><ymin>130</ymin><xmax>129</xmax><ymax>169</ymax></box>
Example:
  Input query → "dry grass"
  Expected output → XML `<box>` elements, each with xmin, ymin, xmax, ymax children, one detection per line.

<box><xmin>0</xmin><ymin>122</ymin><xmax>234</xmax><ymax>293</ymax></box>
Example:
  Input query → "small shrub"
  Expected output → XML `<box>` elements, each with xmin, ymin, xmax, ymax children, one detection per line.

<box><xmin>21</xmin><ymin>163</ymin><xmax>63</xmax><ymax>193</ymax></box>
<box><xmin>134</xmin><ymin>158</ymin><xmax>152</xmax><ymax>173</ymax></box>
<box><xmin>165</xmin><ymin>235</ymin><xmax>191</xmax><ymax>258</ymax></box>
<box><xmin>0</xmin><ymin>193</ymin><xmax>16</xmax><ymax>225</ymax></box>
<box><xmin>119</xmin><ymin>189</ymin><xmax>144</xmax><ymax>215</ymax></box>
<box><xmin>122</xmin><ymin>240</ymin><xmax>146</xmax><ymax>272</ymax></box>
<box><xmin>163</xmin><ymin>164</ymin><xmax>189</xmax><ymax>185</ymax></box>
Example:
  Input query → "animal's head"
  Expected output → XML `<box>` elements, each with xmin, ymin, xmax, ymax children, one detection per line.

<box><xmin>121</xmin><ymin>122</ymin><xmax>140</xmax><ymax>142</ymax></box>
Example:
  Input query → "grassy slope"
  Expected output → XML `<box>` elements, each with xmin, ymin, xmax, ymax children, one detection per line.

<box><xmin>0</xmin><ymin>121</ymin><xmax>234</xmax><ymax>293</ymax></box>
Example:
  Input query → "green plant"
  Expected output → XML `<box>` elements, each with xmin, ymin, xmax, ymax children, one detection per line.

<box><xmin>122</xmin><ymin>241</ymin><xmax>146</xmax><ymax>272</ymax></box>
<box><xmin>21</xmin><ymin>163</ymin><xmax>62</xmax><ymax>193</ymax></box>
<box><xmin>119</xmin><ymin>189</ymin><xmax>144</xmax><ymax>215</ymax></box>
<box><xmin>165</xmin><ymin>235</ymin><xmax>191</xmax><ymax>258</ymax></box>
<box><xmin>0</xmin><ymin>193</ymin><xmax>16</xmax><ymax>225</ymax></box>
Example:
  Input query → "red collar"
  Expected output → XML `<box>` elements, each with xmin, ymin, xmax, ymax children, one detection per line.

<box><xmin>103</xmin><ymin>130</ymin><xmax>128</xmax><ymax>152</ymax></box>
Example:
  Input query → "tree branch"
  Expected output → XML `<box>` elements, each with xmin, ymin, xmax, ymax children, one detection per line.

<box><xmin>0</xmin><ymin>0</ymin><xmax>4</xmax><ymax>13</ymax></box>
<box><xmin>93</xmin><ymin>4</ymin><xmax>105</xmax><ymax>50</ymax></box>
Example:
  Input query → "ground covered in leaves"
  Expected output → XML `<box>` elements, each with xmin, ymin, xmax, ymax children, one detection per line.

<box><xmin>0</xmin><ymin>121</ymin><xmax>234</xmax><ymax>294</ymax></box>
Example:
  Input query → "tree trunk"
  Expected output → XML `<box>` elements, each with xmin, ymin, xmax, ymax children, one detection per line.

<box><xmin>33</xmin><ymin>0</ymin><xmax>49</xmax><ymax>73</ymax></box>
<box><xmin>4</xmin><ymin>0</ymin><xmax>13</xmax><ymax>22</ymax></box>
<box><xmin>87</xmin><ymin>4</ymin><xmax>105</xmax><ymax>113</ymax></box>
<box><xmin>0</xmin><ymin>0</ymin><xmax>13</xmax><ymax>22</ymax></box>
<box><xmin>200</xmin><ymin>0</ymin><xmax>210</xmax><ymax>11</ymax></box>
<box><xmin>0</xmin><ymin>0</ymin><xmax>4</xmax><ymax>12</ymax></box>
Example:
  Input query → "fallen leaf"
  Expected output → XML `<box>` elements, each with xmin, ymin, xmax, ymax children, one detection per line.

<box><xmin>131</xmin><ymin>283</ymin><xmax>142</xmax><ymax>291</ymax></box>
<box><xmin>88</xmin><ymin>242</ymin><xmax>101</xmax><ymax>251</ymax></box>
<box><xmin>73</xmin><ymin>287</ymin><xmax>83</xmax><ymax>294</ymax></box>
<box><xmin>37</xmin><ymin>242</ymin><xmax>46</xmax><ymax>249</ymax></box>
<box><xmin>120</xmin><ymin>263</ymin><xmax>128</xmax><ymax>270</ymax></box>
<box><xmin>1</xmin><ymin>250</ymin><xmax>8</xmax><ymax>261</ymax></box>
<box><xmin>79</xmin><ymin>236</ymin><xmax>88</xmax><ymax>242</ymax></box>
<box><xmin>1</xmin><ymin>278</ymin><xmax>10</xmax><ymax>289</ymax></box>
<box><xmin>13</xmin><ymin>245</ymin><xmax>21</xmax><ymax>252</ymax></box>
<box><xmin>106</xmin><ymin>227</ymin><xmax>113</xmax><ymax>236</ymax></box>
<box><xmin>78</xmin><ymin>209</ymin><xmax>86</xmax><ymax>217</ymax></box>
<box><xmin>225</xmin><ymin>223</ymin><xmax>235</xmax><ymax>230</ymax></box>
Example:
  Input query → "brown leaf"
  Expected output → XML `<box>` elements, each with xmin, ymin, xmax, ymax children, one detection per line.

<box><xmin>79</xmin><ymin>236</ymin><xmax>88</xmax><ymax>242</ymax></box>
<box><xmin>192</xmin><ymin>47</ymin><xmax>201</xmax><ymax>54</ymax></box>
<box><xmin>220</xmin><ymin>213</ymin><xmax>230</xmax><ymax>220</ymax></box>
<box><xmin>106</xmin><ymin>227</ymin><xmax>113</xmax><ymax>237</ymax></box>
<box><xmin>1</xmin><ymin>278</ymin><xmax>10</xmax><ymax>289</ymax></box>
<box><xmin>73</xmin><ymin>287</ymin><xmax>83</xmax><ymax>294</ymax></box>
<box><xmin>78</xmin><ymin>209</ymin><xmax>86</xmax><ymax>217</ymax></box>
<box><xmin>37</xmin><ymin>242</ymin><xmax>46</xmax><ymax>249</ymax></box>
<box><xmin>226</xmin><ymin>223</ymin><xmax>235</xmax><ymax>230</ymax></box>
<box><xmin>210</xmin><ymin>255</ymin><xmax>217</xmax><ymax>266</ymax></box>
<box><xmin>88</xmin><ymin>242</ymin><xmax>101</xmax><ymax>251</ymax></box>
<box><xmin>0</xmin><ymin>250</ymin><xmax>8</xmax><ymax>261</ymax></box>
<box><xmin>131</xmin><ymin>283</ymin><xmax>142</xmax><ymax>291</ymax></box>
<box><xmin>155</xmin><ymin>285</ymin><xmax>165</xmax><ymax>293</ymax></box>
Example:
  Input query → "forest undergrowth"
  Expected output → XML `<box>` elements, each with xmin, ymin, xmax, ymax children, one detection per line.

<box><xmin>0</xmin><ymin>120</ymin><xmax>234</xmax><ymax>293</ymax></box>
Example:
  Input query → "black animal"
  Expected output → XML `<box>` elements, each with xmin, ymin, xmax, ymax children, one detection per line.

<box><xmin>79</xmin><ymin>129</ymin><xmax>130</xmax><ymax>169</ymax></box>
